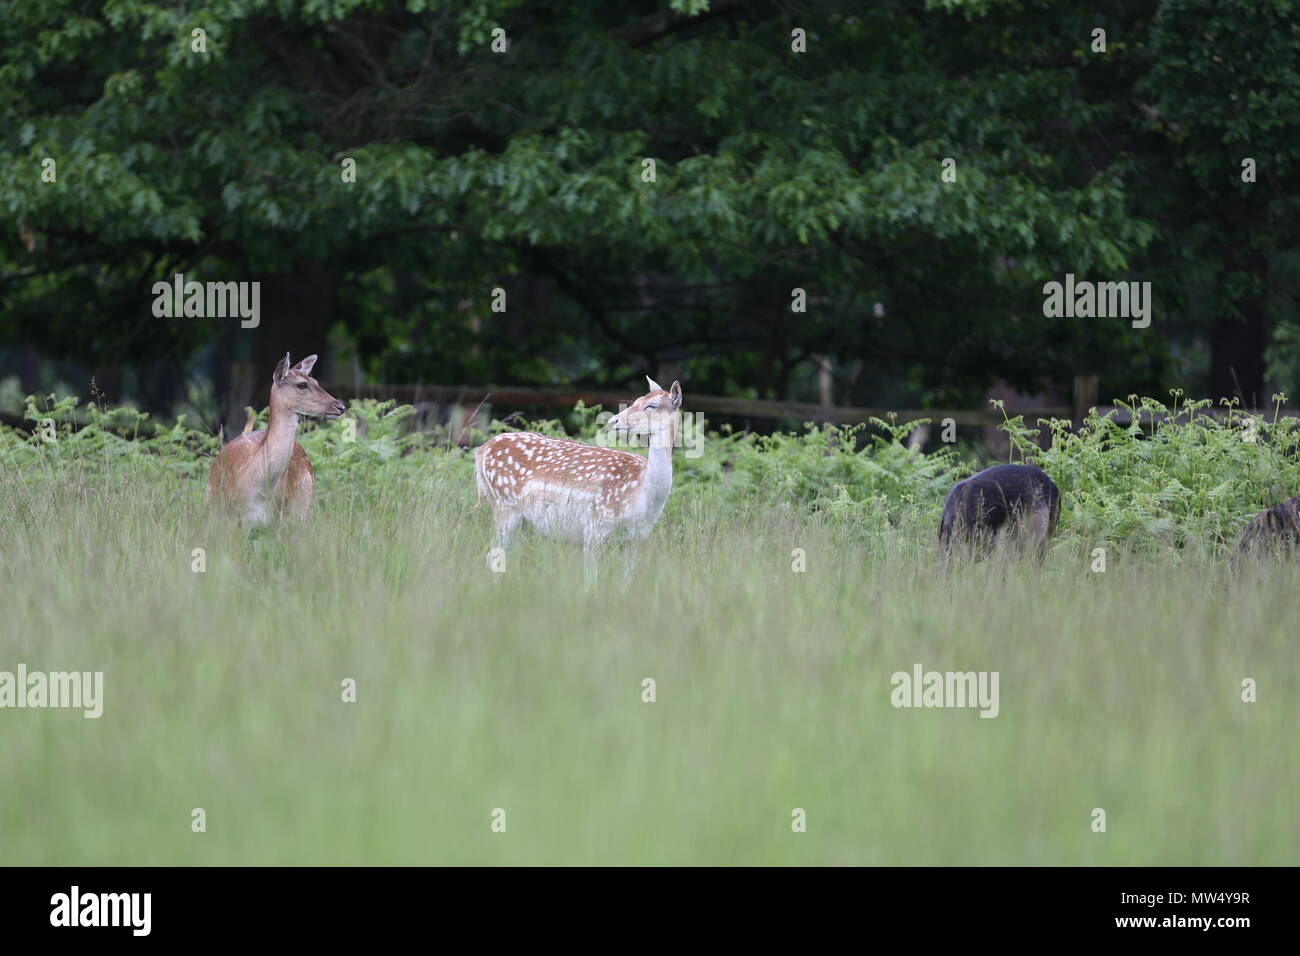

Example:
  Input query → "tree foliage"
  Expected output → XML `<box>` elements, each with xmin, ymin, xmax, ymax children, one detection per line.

<box><xmin>1</xmin><ymin>0</ymin><xmax>1297</xmax><ymax>411</ymax></box>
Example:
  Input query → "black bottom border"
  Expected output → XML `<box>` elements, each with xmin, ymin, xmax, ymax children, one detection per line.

<box><xmin>1</xmin><ymin>866</ymin><xmax>1283</xmax><ymax>941</ymax></box>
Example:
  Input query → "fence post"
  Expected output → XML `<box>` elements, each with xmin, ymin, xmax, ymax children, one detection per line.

<box><xmin>1073</xmin><ymin>374</ymin><xmax>1100</xmax><ymax>430</ymax></box>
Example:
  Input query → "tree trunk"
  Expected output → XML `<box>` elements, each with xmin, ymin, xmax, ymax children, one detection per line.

<box><xmin>18</xmin><ymin>346</ymin><xmax>41</xmax><ymax>396</ymax></box>
<box><xmin>219</xmin><ymin>262</ymin><xmax>339</xmax><ymax>430</ymax></box>
<box><xmin>138</xmin><ymin>361</ymin><xmax>181</xmax><ymax>414</ymax></box>
<box><xmin>1210</xmin><ymin>232</ymin><xmax>1270</xmax><ymax>407</ymax></box>
<box><xmin>814</xmin><ymin>354</ymin><xmax>834</xmax><ymax>406</ymax></box>
<box><xmin>90</xmin><ymin>363</ymin><xmax>123</xmax><ymax>409</ymax></box>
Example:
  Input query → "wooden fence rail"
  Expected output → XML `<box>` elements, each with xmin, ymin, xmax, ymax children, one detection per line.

<box><xmin>327</xmin><ymin>383</ymin><xmax>1069</xmax><ymax>427</ymax></box>
<box><xmin>326</xmin><ymin>383</ymin><xmax>1300</xmax><ymax>429</ymax></box>
<box><xmin>3</xmin><ymin>385</ymin><xmax>1295</xmax><ymax>436</ymax></box>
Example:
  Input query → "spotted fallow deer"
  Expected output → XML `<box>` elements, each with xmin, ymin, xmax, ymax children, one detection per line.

<box><xmin>206</xmin><ymin>353</ymin><xmax>346</xmax><ymax>526</ymax></box>
<box><xmin>475</xmin><ymin>376</ymin><xmax>684</xmax><ymax>581</ymax></box>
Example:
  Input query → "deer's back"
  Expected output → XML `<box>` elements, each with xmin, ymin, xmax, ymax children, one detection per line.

<box><xmin>476</xmin><ymin>432</ymin><xmax>646</xmax><ymax>516</ymax></box>
<box><xmin>940</xmin><ymin>463</ymin><xmax>1060</xmax><ymax>543</ymax></box>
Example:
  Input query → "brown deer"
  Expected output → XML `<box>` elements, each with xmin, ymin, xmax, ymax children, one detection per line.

<box><xmin>938</xmin><ymin>463</ymin><xmax>1061</xmax><ymax>561</ymax></box>
<box><xmin>206</xmin><ymin>353</ymin><xmax>346</xmax><ymax>526</ymax></box>
<box><xmin>475</xmin><ymin>376</ymin><xmax>683</xmax><ymax>581</ymax></box>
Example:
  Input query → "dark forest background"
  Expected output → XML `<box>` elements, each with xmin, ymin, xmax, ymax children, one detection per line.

<box><xmin>2</xmin><ymin>0</ymin><xmax>1299</xmax><ymax>432</ymax></box>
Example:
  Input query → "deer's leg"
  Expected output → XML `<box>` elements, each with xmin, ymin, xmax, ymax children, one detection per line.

<box><xmin>1004</xmin><ymin>510</ymin><xmax>1027</xmax><ymax>559</ymax></box>
<box><xmin>288</xmin><ymin>494</ymin><xmax>312</xmax><ymax>522</ymax></box>
<box><xmin>619</xmin><ymin>536</ymin><xmax>640</xmax><ymax>587</ymax></box>
<box><xmin>289</xmin><ymin>478</ymin><xmax>313</xmax><ymax>522</ymax></box>
<box><xmin>1027</xmin><ymin>502</ymin><xmax>1053</xmax><ymax>562</ymax></box>
<box><xmin>494</xmin><ymin>509</ymin><xmax>522</xmax><ymax>551</ymax></box>
<box><xmin>621</xmin><ymin>545</ymin><xmax>635</xmax><ymax>587</ymax></box>
<box><xmin>582</xmin><ymin>525</ymin><xmax>610</xmax><ymax>589</ymax></box>
<box><xmin>243</xmin><ymin>499</ymin><xmax>271</xmax><ymax>529</ymax></box>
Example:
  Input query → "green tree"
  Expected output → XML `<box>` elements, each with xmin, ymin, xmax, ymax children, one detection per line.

<box><xmin>2</xmin><ymin>0</ymin><xmax>1297</xmax><ymax>422</ymax></box>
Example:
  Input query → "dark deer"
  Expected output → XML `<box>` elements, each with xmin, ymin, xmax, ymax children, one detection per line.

<box><xmin>1235</xmin><ymin>495</ymin><xmax>1300</xmax><ymax>558</ymax></box>
<box><xmin>939</xmin><ymin>463</ymin><xmax>1061</xmax><ymax>560</ymax></box>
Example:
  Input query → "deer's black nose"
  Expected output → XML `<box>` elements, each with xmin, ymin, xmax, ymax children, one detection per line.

<box><xmin>335</xmin><ymin>401</ymin><xmax>347</xmax><ymax>414</ymax></box>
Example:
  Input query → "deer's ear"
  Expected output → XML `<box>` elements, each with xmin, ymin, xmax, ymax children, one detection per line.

<box><xmin>292</xmin><ymin>354</ymin><xmax>318</xmax><ymax>376</ymax></box>
<box><xmin>273</xmin><ymin>353</ymin><xmax>292</xmax><ymax>383</ymax></box>
<box><xmin>669</xmin><ymin>381</ymin><xmax>682</xmax><ymax>408</ymax></box>
<box><xmin>646</xmin><ymin>375</ymin><xmax>664</xmax><ymax>393</ymax></box>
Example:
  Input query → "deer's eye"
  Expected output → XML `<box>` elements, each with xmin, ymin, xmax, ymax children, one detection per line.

<box><xmin>296</xmin><ymin>382</ymin><xmax>309</xmax><ymax>390</ymax></box>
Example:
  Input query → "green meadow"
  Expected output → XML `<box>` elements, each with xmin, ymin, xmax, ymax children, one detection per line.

<box><xmin>1</xmin><ymin>395</ymin><xmax>1297</xmax><ymax>864</ymax></box>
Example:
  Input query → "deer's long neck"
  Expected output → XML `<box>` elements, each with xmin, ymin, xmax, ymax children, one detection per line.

<box><xmin>260</xmin><ymin>397</ymin><xmax>298</xmax><ymax>484</ymax></box>
<box><xmin>640</xmin><ymin>415</ymin><xmax>677</xmax><ymax>515</ymax></box>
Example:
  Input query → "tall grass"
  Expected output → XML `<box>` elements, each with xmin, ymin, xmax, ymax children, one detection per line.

<box><xmin>0</xmin><ymin>394</ymin><xmax>1296</xmax><ymax>864</ymax></box>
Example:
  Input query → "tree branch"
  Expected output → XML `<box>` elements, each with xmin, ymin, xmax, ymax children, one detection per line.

<box><xmin>614</xmin><ymin>0</ymin><xmax>757</xmax><ymax>49</ymax></box>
